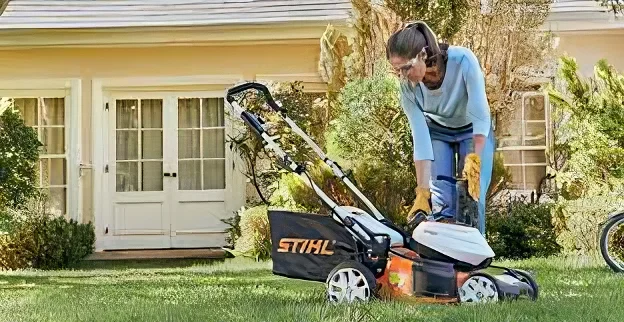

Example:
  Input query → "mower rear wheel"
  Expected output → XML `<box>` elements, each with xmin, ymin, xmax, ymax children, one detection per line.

<box><xmin>458</xmin><ymin>272</ymin><xmax>503</xmax><ymax>304</ymax></box>
<box><xmin>507</xmin><ymin>269</ymin><xmax>539</xmax><ymax>301</ymax></box>
<box><xmin>326</xmin><ymin>260</ymin><xmax>377</xmax><ymax>304</ymax></box>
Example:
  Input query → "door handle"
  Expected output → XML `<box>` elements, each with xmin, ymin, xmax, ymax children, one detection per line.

<box><xmin>164</xmin><ymin>172</ymin><xmax>177</xmax><ymax>177</ymax></box>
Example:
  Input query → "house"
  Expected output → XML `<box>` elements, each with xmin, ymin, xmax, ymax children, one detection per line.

<box><xmin>496</xmin><ymin>1</ymin><xmax>624</xmax><ymax>192</ymax></box>
<box><xmin>546</xmin><ymin>0</ymin><xmax>624</xmax><ymax>75</ymax></box>
<box><xmin>0</xmin><ymin>0</ymin><xmax>352</xmax><ymax>252</ymax></box>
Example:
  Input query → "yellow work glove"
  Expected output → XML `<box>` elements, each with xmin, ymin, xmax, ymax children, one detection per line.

<box><xmin>462</xmin><ymin>153</ymin><xmax>481</xmax><ymax>201</ymax></box>
<box><xmin>407</xmin><ymin>187</ymin><xmax>431</xmax><ymax>223</ymax></box>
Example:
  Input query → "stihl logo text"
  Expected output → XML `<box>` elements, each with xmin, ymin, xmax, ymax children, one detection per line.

<box><xmin>277</xmin><ymin>238</ymin><xmax>335</xmax><ymax>255</ymax></box>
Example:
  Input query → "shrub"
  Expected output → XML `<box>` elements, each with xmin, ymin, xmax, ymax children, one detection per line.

<box><xmin>325</xmin><ymin>60</ymin><xmax>417</xmax><ymax>225</ymax></box>
<box><xmin>553</xmin><ymin>195</ymin><xmax>624</xmax><ymax>256</ymax></box>
<box><xmin>0</xmin><ymin>195</ymin><xmax>95</xmax><ymax>271</ymax></box>
<box><xmin>280</xmin><ymin>160</ymin><xmax>357</xmax><ymax>215</ymax></box>
<box><xmin>547</xmin><ymin>56</ymin><xmax>624</xmax><ymax>198</ymax></box>
<box><xmin>0</xmin><ymin>106</ymin><xmax>42</xmax><ymax>209</ymax></box>
<box><xmin>486</xmin><ymin>195</ymin><xmax>562</xmax><ymax>260</ymax></box>
<box><xmin>225</xmin><ymin>205</ymin><xmax>272</xmax><ymax>262</ymax></box>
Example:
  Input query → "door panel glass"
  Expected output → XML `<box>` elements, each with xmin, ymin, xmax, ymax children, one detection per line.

<box><xmin>116</xmin><ymin>162</ymin><xmax>139</xmax><ymax>192</ymax></box>
<box><xmin>13</xmin><ymin>98</ymin><xmax>38</xmax><ymax>126</ymax></box>
<box><xmin>142</xmin><ymin>130</ymin><xmax>163</xmax><ymax>160</ymax></box>
<box><xmin>202</xmin><ymin>98</ymin><xmax>225</xmax><ymax>127</ymax></box>
<box><xmin>202</xmin><ymin>129</ymin><xmax>225</xmax><ymax>158</ymax></box>
<box><xmin>178</xmin><ymin>130</ymin><xmax>201</xmax><ymax>159</ymax></box>
<box><xmin>48</xmin><ymin>187</ymin><xmax>67</xmax><ymax>217</ymax></box>
<box><xmin>142</xmin><ymin>161</ymin><xmax>164</xmax><ymax>191</ymax></box>
<box><xmin>177</xmin><ymin>97</ymin><xmax>226</xmax><ymax>191</ymax></box>
<box><xmin>41</xmin><ymin>98</ymin><xmax>65</xmax><ymax>126</ymax></box>
<box><xmin>141</xmin><ymin>100</ymin><xmax>163</xmax><ymax>128</ymax></box>
<box><xmin>178</xmin><ymin>98</ymin><xmax>200</xmax><ymax>128</ymax></box>
<box><xmin>179</xmin><ymin>160</ymin><xmax>201</xmax><ymax>190</ymax></box>
<box><xmin>116</xmin><ymin>100</ymin><xmax>138</xmax><ymax>129</ymax></box>
<box><xmin>203</xmin><ymin>160</ymin><xmax>225</xmax><ymax>190</ymax></box>
<box><xmin>41</xmin><ymin>128</ymin><xmax>65</xmax><ymax>155</ymax></box>
<box><xmin>115</xmin><ymin>99</ymin><xmax>163</xmax><ymax>192</ymax></box>
<box><xmin>40</xmin><ymin>158</ymin><xmax>67</xmax><ymax>186</ymax></box>
<box><xmin>116</xmin><ymin>130</ymin><xmax>139</xmax><ymax>160</ymax></box>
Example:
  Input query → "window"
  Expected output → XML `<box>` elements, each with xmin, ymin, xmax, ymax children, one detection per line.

<box><xmin>496</xmin><ymin>92</ymin><xmax>550</xmax><ymax>191</ymax></box>
<box><xmin>177</xmin><ymin>97</ymin><xmax>226</xmax><ymax>191</ymax></box>
<box><xmin>115</xmin><ymin>99</ymin><xmax>164</xmax><ymax>193</ymax></box>
<box><xmin>11</xmin><ymin>97</ymin><xmax>67</xmax><ymax>216</ymax></box>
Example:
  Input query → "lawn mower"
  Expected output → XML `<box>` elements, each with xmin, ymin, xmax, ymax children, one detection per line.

<box><xmin>225</xmin><ymin>82</ymin><xmax>539</xmax><ymax>304</ymax></box>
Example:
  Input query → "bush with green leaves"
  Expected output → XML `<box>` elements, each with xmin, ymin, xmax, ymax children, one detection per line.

<box><xmin>547</xmin><ymin>55</ymin><xmax>624</xmax><ymax>198</ymax></box>
<box><xmin>552</xmin><ymin>195</ymin><xmax>624</xmax><ymax>256</ymax></box>
<box><xmin>225</xmin><ymin>205</ymin><xmax>272</xmax><ymax>262</ymax></box>
<box><xmin>0</xmin><ymin>105</ymin><xmax>42</xmax><ymax>209</ymax></box>
<box><xmin>322</xmin><ymin>61</ymin><xmax>416</xmax><ymax>225</ymax></box>
<box><xmin>0</xmin><ymin>195</ymin><xmax>95</xmax><ymax>271</ymax></box>
<box><xmin>486</xmin><ymin>194</ymin><xmax>562</xmax><ymax>260</ymax></box>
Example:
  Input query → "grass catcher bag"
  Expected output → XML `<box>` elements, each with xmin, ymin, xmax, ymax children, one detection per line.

<box><xmin>268</xmin><ymin>210</ymin><xmax>358</xmax><ymax>282</ymax></box>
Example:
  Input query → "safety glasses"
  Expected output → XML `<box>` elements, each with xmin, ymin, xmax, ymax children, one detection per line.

<box><xmin>392</xmin><ymin>46</ymin><xmax>428</xmax><ymax>78</ymax></box>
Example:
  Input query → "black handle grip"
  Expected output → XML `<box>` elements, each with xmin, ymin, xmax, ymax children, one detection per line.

<box><xmin>226</xmin><ymin>82</ymin><xmax>282</xmax><ymax>112</ymax></box>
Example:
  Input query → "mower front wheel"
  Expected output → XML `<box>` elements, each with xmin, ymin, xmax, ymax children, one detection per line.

<box><xmin>458</xmin><ymin>272</ymin><xmax>503</xmax><ymax>304</ymax></box>
<box><xmin>326</xmin><ymin>260</ymin><xmax>377</xmax><ymax>304</ymax></box>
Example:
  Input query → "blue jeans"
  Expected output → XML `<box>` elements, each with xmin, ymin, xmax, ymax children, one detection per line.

<box><xmin>426</xmin><ymin>118</ymin><xmax>495</xmax><ymax>235</ymax></box>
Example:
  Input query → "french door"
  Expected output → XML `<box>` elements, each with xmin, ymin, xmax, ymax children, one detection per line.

<box><xmin>104</xmin><ymin>92</ymin><xmax>230</xmax><ymax>249</ymax></box>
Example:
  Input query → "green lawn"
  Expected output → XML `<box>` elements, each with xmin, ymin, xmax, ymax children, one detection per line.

<box><xmin>0</xmin><ymin>255</ymin><xmax>623</xmax><ymax>322</ymax></box>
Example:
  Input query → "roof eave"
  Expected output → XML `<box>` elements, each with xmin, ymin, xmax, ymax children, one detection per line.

<box><xmin>0</xmin><ymin>19</ymin><xmax>353</xmax><ymax>49</ymax></box>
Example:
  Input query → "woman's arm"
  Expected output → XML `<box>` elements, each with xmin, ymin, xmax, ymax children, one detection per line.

<box><xmin>461</xmin><ymin>48</ymin><xmax>492</xmax><ymax>150</ymax></box>
<box><xmin>414</xmin><ymin>160</ymin><xmax>432</xmax><ymax>189</ymax></box>
<box><xmin>399</xmin><ymin>83</ymin><xmax>435</xmax><ymax>188</ymax></box>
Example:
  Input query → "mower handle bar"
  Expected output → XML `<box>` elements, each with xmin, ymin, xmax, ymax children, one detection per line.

<box><xmin>225</xmin><ymin>81</ymin><xmax>387</xmax><ymax>222</ymax></box>
<box><xmin>226</xmin><ymin>82</ymin><xmax>282</xmax><ymax>113</ymax></box>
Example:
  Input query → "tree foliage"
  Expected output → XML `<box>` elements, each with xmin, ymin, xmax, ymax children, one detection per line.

<box><xmin>0</xmin><ymin>104</ymin><xmax>42</xmax><ymax>209</ymax></box>
<box><xmin>598</xmin><ymin>0</ymin><xmax>624</xmax><ymax>16</ymax></box>
<box><xmin>385</xmin><ymin>0</ymin><xmax>470</xmax><ymax>40</ymax></box>
<box><xmin>454</xmin><ymin>0</ymin><xmax>553</xmax><ymax>118</ymax></box>
<box><xmin>547</xmin><ymin>56</ymin><xmax>624</xmax><ymax>198</ymax></box>
<box><xmin>319</xmin><ymin>0</ymin><xmax>401</xmax><ymax>93</ymax></box>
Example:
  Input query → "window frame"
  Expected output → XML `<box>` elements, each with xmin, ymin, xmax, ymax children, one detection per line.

<box><xmin>0</xmin><ymin>79</ymin><xmax>82</xmax><ymax>220</ymax></box>
<box><xmin>496</xmin><ymin>91</ymin><xmax>551</xmax><ymax>191</ymax></box>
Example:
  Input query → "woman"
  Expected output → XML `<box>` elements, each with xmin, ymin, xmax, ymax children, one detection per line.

<box><xmin>386</xmin><ymin>21</ymin><xmax>495</xmax><ymax>235</ymax></box>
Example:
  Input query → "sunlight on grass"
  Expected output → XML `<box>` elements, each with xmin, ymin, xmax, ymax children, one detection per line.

<box><xmin>0</xmin><ymin>255</ymin><xmax>623</xmax><ymax>322</ymax></box>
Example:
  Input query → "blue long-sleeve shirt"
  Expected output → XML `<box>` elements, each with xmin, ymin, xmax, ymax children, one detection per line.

<box><xmin>399</xmin><ymin>45</ymin><xmax>492</xmax><ymax>161</ymax></box>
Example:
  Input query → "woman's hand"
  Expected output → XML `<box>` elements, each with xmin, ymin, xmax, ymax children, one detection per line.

<box><xmin>407</xmin><ymin>160</ymin><xmax>433</xmax><ymax>219</ymax></box>
<box><xmin>464</xmin><ymin>134</ymin><xmax>486</xmax><ymax>201</ymax></box>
